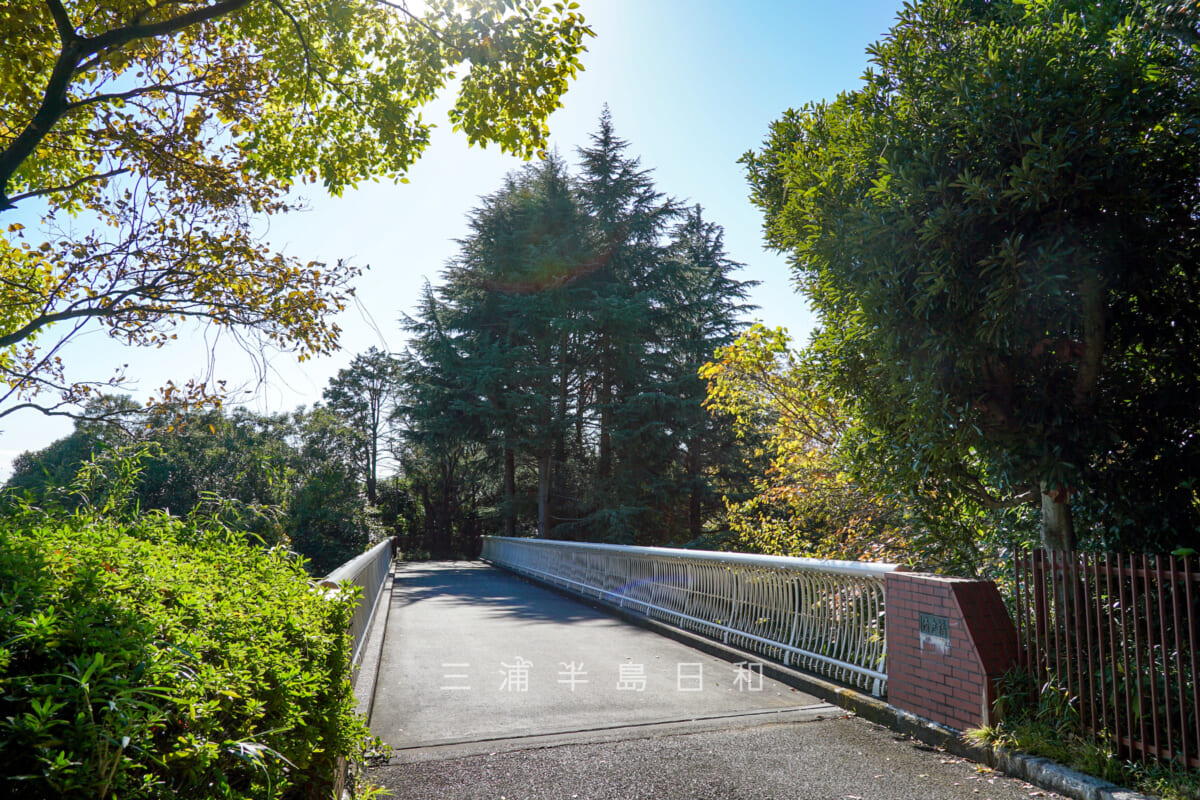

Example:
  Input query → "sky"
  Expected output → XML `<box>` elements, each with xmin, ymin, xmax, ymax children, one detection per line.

<box><xmin>0</xmin><ymin>0</ymin><xmax>905</xmax><ymax>478</ymax></box>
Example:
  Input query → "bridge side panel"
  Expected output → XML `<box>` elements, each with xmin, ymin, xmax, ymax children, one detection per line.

<box><xmin>885</xmin><ymin>573</ymin><xmax>1018</xmax><ymax>731</ymax></box>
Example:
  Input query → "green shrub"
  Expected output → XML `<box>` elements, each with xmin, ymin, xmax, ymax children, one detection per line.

<box><xmin>971</xmin><ymin>669</ymin><xmax>1200</xmax><ymax>800</ymax></box>
<box><xmin>0</xmin><ymin>509</ymin><xmax>377</xmax><ymax>799</ymax></box>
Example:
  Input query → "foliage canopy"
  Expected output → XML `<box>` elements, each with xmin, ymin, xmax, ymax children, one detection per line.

<box><xmin>0</xmin><ymin>0</ymin><xmax>591</xmax><ymax>419</ymax></box>
<box><xmin>744</xmin><ymin>0</ymin><xmax>1200</xmax><ymax>550</ymax></box>
<box><xmin>398</xmin><ymin>113</ymin><xmax>756</xmax><ymax>552</ymax></box>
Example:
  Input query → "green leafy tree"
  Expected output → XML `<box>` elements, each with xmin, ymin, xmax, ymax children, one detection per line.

<box><xmin>701</xmin><ymin>325</ymin><xmax>1028</xmax><ymax>574</ymax></box>
<box><xmin>401</xmin><ymin>154</ymin><xmax>590</xmax><ymax>539</ymax></box>
<box><xmin>3</xmin><ymin>399</ymin><xmax>387</xmax><ymax>569</ymax></box>
<box><xmin>569</xmin><ymin>108</ymin><xmax>682</xmax><ymax>542</ymax></box>
<box><xmin>0</xmin><ymin>0</ymin><xmax>592</xmax><ymax>419</ymax></box>
<box><xmin>744</xmin><ymin>0</ymin><xmax>1200</xmax><ymax>551</ymax></box>
<box><xmin>322</xmin><ymin>346</ymin><xmax>401</xmax><ymax>503</ymax></box>
<box><xmin>395</xmin><ymin>285</ymin><xmax>495</xmax><ymax>555</ymax></box>
<box><xmin>285</xmin><ymin>405</ymin><xmax>382</xmax><ymax>572</ymax></box>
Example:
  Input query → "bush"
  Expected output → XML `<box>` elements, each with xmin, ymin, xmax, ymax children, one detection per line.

<box><xmin>0</xmin><ymin>509</ymin><xmax>377</xmax><ymax>799</ymax></box>
<box><xmin>971</xmin><ymin>669</ymin><xmax>1200</xmax><ymax>800</ymax></box>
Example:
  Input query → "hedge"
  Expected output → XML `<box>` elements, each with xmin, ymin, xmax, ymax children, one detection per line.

<box><xmin>0</xmin><ymin>510</ymin><xmax>376</xmax><ymax>799</ymax></box>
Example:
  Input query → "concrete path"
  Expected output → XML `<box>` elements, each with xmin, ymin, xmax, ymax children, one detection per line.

<box><xmin>368</xmin><ymin>561</ymin><xmax>1060</xmax><ymax>799</ymax></box>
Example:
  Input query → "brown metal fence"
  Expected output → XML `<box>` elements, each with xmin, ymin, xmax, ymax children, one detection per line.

<box><xmin>1014</xmin><ymin>550</ymin><xmax>1200</xmax><ymax>769</ymax></box>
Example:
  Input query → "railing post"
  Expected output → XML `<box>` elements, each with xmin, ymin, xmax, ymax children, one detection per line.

<box><xmin>885</xmin><ymin>572</ymin><xmax>1018</xmax><ymax>728</ymax></box>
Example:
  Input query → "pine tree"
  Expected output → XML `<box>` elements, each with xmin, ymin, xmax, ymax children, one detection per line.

<box><xmin>573</xmin><ymin>108</ymin><xmax>679</xmax><ymax>542</ymax></box>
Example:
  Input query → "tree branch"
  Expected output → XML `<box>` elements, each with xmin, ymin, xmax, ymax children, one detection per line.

<box><xmin>1073</xmin><ymin>271</ymin><xmax>1105</xmax><ymax>409</ymax></box>
<box><xmin>7</xmin><ymin>167</ymin><xmax>130</xmax><ymax>206</ymax></box>
<box><xmin>0</xmin><ymin>0</ymin><xmax>255</xmax><ymax>210</ymax></box>
<box><xmin>82</xmin><ymin>0</ymin><xmax>254</xmax><ymax>56</ymax></box>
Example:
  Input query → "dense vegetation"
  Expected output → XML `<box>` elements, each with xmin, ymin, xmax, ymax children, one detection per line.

<box><xmin>6</xmin><ymin>399</ymin><xmax>383</xmax><ymax>576</ymax></box>
<box><xmin>397</xmin><ymin>112</ymin><xmax>759</xmax><ymax>554</ymax></box>
<box><xmin>0</xmin><ymin>496</ymin><xmax>377</xmax><ymax>798</ymax></box>
<box><xmin>742</xmin><ymin>0</ymin><xmax>1200</xmax><ymax>556</ymax></box>
<box><xmin>5</xmin><ymin>115</ymin><xmax>761</xmax><ymax>563</ymax></box>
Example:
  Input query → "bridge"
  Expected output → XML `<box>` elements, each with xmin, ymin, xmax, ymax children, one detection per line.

<box><xmin>326</xmin><ymin>538</ymin><xmax>1056</xmax><ymax>799</ymax></box>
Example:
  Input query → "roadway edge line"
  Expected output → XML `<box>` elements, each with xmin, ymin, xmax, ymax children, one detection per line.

<box><xmin>391</xmin><ymin>703</ymin><xmax>841</xmax><ymax>753</ymax></box>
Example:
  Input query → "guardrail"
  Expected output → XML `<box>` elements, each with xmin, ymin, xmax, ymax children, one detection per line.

<box><xmin>481</xmin><ymin>536</ymin><xmax>901</xmax><ymax>696</ymax></box>
<box><xmin>321</xmin><ymin>537</ymin><xmax>394</xmax><ymax>670</ymax></box>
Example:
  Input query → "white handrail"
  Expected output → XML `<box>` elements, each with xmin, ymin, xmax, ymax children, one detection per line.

<box><xmin>322</xmin><ymin>538</ymin><xmax>394</xmax><ymax>670</ymax></box>
<box><xmin>481</xmin><ymin>536</ymin><xmax>901</xmax><ymax>696</ymax></box>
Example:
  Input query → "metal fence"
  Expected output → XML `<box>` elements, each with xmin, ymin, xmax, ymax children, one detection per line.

<box><xmin>321</xmin><ymin>538</ymin><xmax>394</xmax><ymax>670</ymax></box>
<box><xmin>1014</xmin><ymin>550</ymin><xmax>1200</xmax><ymax>769</ymax></box>
<box><xmin>481</xmin><ymin>536</ymin><xmax>901</xmax><ymax>696</ymax></box>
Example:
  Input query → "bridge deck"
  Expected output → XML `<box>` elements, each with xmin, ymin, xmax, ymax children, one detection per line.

<box><xmin>366</xmin><ymin>561</ymin><xmax>1056</xmax><ymax>799</ymax></box>
<box><xmin>370</xmin><ymin>561</ymin><xmax>830</xmax><ymax>759</ymax></box>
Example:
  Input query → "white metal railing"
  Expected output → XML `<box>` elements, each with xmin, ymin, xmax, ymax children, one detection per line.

<box><xmin>321</xmin><ymin>538</ymin><xmax>394</xmax><ymax>670</ymax></box>
<box><xmin>481</xmin><ymin>536</ymin><xmax>902</xmax><ymax>696</ymax></box>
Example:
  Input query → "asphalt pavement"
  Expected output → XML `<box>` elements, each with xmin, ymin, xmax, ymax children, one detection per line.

<box><xmin>367</xmin><ymin>561</ymin><xmax>1060</xmax><ymax>800</ymax></box>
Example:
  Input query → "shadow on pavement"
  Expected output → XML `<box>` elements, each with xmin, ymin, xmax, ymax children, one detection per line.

<box><xmin>390</xmin><ymin>561</ymin><xmax>606</xmax><ymax>625</ymax></box>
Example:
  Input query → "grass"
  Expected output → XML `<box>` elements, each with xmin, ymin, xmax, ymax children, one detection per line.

<box><xmin>967</xmin><ymin>671</ymin><xmax>1200</xmax><ymax>800</ymax></box>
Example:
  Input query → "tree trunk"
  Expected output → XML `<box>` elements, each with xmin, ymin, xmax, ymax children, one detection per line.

<box><xmin>598</xmin><ymin>380</ymin><xmax>612</xmax><ymax>481</ymax></box>
<box><xmin>367</xmin><ymin>436</ymin><xmax>378</xmax><ymax>504</ymax></box>
<box><xmin>537</xmin><ymin>452</ymin><xmax>551</xmax><ymax>539</ymax></box>
<box><xmin>503</xmin><ymin>444</ymin><xmax>516</xmax><ymax>538</ymax></box>
<box><xmin>687</xmin><ymin>442</ymin><xmax>702</xmax><ymax>540</ymax></box>
<box><xmin>1040</xmin><ymin>481</ymin><xmax>1077</xmax><ymax>551</ymax></box>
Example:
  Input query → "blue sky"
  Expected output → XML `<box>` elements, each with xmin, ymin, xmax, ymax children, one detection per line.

<box><xmin>0</xmin><ymin>0</ymin><xmax>904</xmax><ymax>476</ymax></box>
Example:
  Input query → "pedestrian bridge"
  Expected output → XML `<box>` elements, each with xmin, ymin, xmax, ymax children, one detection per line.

<box><xmin>324</xmin><ymin>537</ymin><xmax>1043</xmax><ymax>799</ymax></box>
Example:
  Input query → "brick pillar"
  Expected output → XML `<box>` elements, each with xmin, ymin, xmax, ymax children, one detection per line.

<box><xmin>885</xmin><ymin>573</ymin><xmax>1018</xmax><ymax>731</ymax></box>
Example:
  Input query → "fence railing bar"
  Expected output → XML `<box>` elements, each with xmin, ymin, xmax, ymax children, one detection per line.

<box><xmin>1143</xmin><ymin>554</ymin><xmax>1157</xmax><ymax>763</ymax></box>
<box><xmin>1070</xmin><ymin>552</ymin><xmax>1081</xmax><ymax>715</ymax></box>
<box><xmin>1080</xmin><ymin>553</ymin><xmax>1095</xmax><ymax>737</ymax></box>
<box><xmin>1015</xmin><ymin>554</ymin><xmax>1027</xmax><ymax>674</ymax></box>
<box><xmin>1170</xmin><ymin>554</ymin><xmax>1187</xmax><ymax>767</ymax></box>
<box><xmin>502</xmin><ymin>556</ymin><xmax>892</xmax><ymax>684</ymax></box>
<box><xmin>1186</xmin><ymin>554</ymin><xmax>1200</xmax><ymax>769</ymax></box>
<box><xmin>1155</xmin><ymin>553</ymin><xmax>1172</xmax><ymax>761</ymax></box>
<box><xmin>1032</xmin><ymin>552</ymin><xmax>1045</xmax><ymax>684</ymax></box>
<box><xmin>481</xmin><ymin>536</ymin><xmax>895</xmax><ymax>694</ymax></box>
<box><xmin>1088</xmin><ymin>554</ymin><xmax>1105</xmax><ymax>738</ymax></box>
<box><xmin>1127</xmin><ymin>553</ymin><xmax>1142</xmax><ymax>762</ymax></box>
<box><xmin>1117</xmin><ymin>553</ymin><xmax>1135</xmax><ymax>762</ymax></box>
<box><xmin>1016</xmin><ymin>549</ymin><xmax>1200</xmax><ymax>770</ymax></box>
<box><xmin>1048</xmin><ymin>552</ymin><xmax>1057</xmax><ymax>688</ymax></box>
<box><xmin>321</xmin><ymin>537</ymin><xmax>394</xmax><ymax>672</ymax></box>
<box><xmin>1104</xmin><ymin>554</ymin><xmax>1113</xmax><ymax>748</ymax></box>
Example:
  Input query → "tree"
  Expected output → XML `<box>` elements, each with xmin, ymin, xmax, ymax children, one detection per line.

<box><xmin>3</xmin><ymin>397</ymin><xmax>385</xmax><ymax>569</ymax></box>
<box><xmin>402</xmin><ymin>154</ymin><xmax>590</xmax><ymax>539</ymax></box>
<box><xmin>6</xmin><ymin>399</ymin><xmax>296</xmax><ymax>541</ymax></box>
<box><xmin>288</xmin><ymin>404</ymin><xmax>383</xmax><ymax>573</ymax></box>
<box><xmin>322</xmin><ymin>346</ymin><xmax>400</xmax><ymax>503</ymax></box>
<box><xmin>701</xmin><ymin>325</ymin><xmax>1023</xmax><ymax>574</ymax></box>
<box><xmin>0</xmin><ymin>0</ymin><xmax>592</xmax><ymax>420</ymax></box>
<box><xmin>396</xmin><ymin>285</ymin><xmax>498</xmax><ymax>555</ymax></box>
<box><xmin>744</xmin><ymin>0</ymin><xmax>1200</xmax><ymax>551</ymax></box>
<box><xmin>396</xmin><ymin>114</ymin><xmax>758</xmax><ymax>547</ymax></box>
<box><xmin>571</xmin><ymin>108</ymin><xmax>680</xmax><ymax>542</ymax></box>
<box><xmin>658</xmin><ymin>205</ymin><xmax>755</xmax><ymax>540</ymax></box>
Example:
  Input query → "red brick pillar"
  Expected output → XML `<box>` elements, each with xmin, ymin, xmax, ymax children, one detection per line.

<box><xmin>885</xmin><ymin>573</ymin><xmax>1018</xmax><ymax>731</ymax></box>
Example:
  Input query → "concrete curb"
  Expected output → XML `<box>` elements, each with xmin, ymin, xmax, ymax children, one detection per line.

<box><xmin>485</xmin><ymin>560</ymin><xmax>1153</xmax><ymax>800</ymax></box>
<box><xmin>352</xmin><ymin>560</ymin><xmax>396</xmax><ymax>725</ymax></box>
<box><xmin>342</xmin><ymin>561</ymin><xmax>397</xmax><ymax>799</ymax></box>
